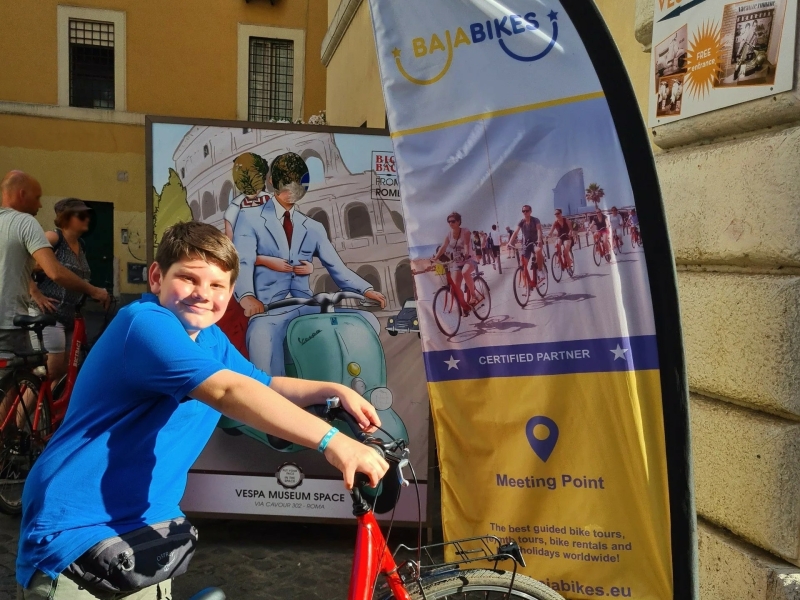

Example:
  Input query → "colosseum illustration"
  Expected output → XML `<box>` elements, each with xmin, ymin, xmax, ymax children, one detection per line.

<box><xmin>172</xmin><ymin>127</ymin><xmax>414</xmax><ymax>316</ymax></box>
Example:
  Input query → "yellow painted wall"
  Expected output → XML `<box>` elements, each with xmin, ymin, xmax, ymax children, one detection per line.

<box><xmin>325</xmin><ymin>1</ymin><xmax>385</xmax><ymax>128</ymax></box>
<box><xmin>0</xmin><ymin>0</ymin><xmax>327</xmax><ymax>295</ymax></box>
<box><xmin>0</xmin><ymin>0</ymin><xmax>326</xmax><ymax>119</ymax></box>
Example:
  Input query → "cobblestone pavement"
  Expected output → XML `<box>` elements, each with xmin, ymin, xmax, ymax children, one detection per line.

<box><xmin>0</xmin><ymin>515</ymin><xmax>419</xmax><ymax>600</ymax></box>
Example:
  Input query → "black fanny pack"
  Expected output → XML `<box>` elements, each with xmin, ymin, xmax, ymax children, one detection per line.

<box><xmin>65</xmin><ymin>518</ymin><xmax>198</xmax><ymax>594</ymax></box>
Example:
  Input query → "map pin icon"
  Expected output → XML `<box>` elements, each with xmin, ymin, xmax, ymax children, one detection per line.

<box><xmin>526</xmin><ymin>416</ymin><xmax>559</xmax><ymax>462</ymax></box>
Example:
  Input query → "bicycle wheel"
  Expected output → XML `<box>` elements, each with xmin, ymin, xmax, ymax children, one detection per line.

<box><xmin>472</xmin><ymin>277</ymin><xmax>492</xmax><ymax>321</ymax></box>
<box><xmin>551</xmin><ymin>252</ymin><xmax>562</xmax><ymax>283</ymax></box>
<box><xmin>566</xmin><ymin>248</ymin><xmax>575</xmax><ymax>278</ymax></box>
<box><xmin>613</xmin><ymin>237</ymin><xmax>620</xmax><ymax>256</ymax></box>
<box><xmin>0</xmin><ymin>370</ymin><xmax>51</xmax><ymax>515</ymax></box>
<box><xmin>412</xmin><ymin>569</ymin><xmax>566</xmax><ymax>600</ymax></box>
<box><xmin>433</xmin><ymin>286</ymin><xmax>461</xmax><ymax>337</ymax></box>
<box><xmin>535</xmin><ymin>264</ymin><xmax>548</xmax><ymax>298</ymax></box>
<box><xmin>592</xmin><ymin>242</ymin><xmax>602</xmax><ymax>266</ymax></box>
<box><xmin>513</xmin><ymin>267</ymin><xmax>531</xmax><ymax>307</ymax></box>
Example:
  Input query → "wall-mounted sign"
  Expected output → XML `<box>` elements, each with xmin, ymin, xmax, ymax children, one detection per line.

<box><xmin>649</xmin><ymin>0</ymin><xmax>798</xmax><ymax>126</ymax></box>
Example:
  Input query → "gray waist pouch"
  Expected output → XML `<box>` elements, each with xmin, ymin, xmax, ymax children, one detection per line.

<box><xmin>65</xmin><ymin>518</ymin><xmax>198</xmax><ymax>593</ymax></box>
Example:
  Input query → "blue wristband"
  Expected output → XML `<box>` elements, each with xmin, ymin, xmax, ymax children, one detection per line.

<box><xmin>317</xmin><ymin>427</ymin><xmax>339</xmax><ymax>453</ymax></box>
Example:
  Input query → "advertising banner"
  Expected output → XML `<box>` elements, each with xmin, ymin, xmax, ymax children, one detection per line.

<box><xmin>648</xmin><ymin>0</ymin><xmax>797</xmax><ymax>126</ymax></box>
<box><xmin>369</xmin><ymin>1</ymin><xmax>694</xmax><ymax>599</ymax></box>
<box><xmin>146</xmin><ymin>119</ymin><xmax>428</xmax><ymax>523</ymax></box>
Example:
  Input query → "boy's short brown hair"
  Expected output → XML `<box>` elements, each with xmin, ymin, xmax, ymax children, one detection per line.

<box><xmin>156</xmin><ymin>221</ymin><xmax>240</xmax><ymax>283</ymax></box>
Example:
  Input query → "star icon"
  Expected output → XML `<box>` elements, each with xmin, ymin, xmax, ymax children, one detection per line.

<box><xmin>610</xmin><ymin>344</ymin><xmax>629</xmax><ymax>361</ymax></box>
<box><xmin>392</xmin><ymin>47</ymin><xmax>402</xmax><ymax>58</ymax></box>
<box><xmin>547</xmin><ymin>10</ymin><xmax>558</xmax><ymax>21</ymax></box>
<box><xmin>444</xmin><ymin>356</ymin><xmax>460</xmax><ymax>370</ymax></box>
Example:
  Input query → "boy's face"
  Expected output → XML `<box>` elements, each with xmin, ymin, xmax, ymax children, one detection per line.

<box><xmin>149</xmin><ymin>257</ymin><xmax>234</xmax><ymax>339</ymax></box>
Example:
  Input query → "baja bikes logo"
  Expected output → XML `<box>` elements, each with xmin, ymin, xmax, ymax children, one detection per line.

<box><xmin>392</xmin><ymin>9</ymin><xmax>559</xmax><ymax>86</ymax></box>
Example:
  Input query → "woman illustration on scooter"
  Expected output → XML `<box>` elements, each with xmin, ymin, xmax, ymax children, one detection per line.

<box><xmin>432</xmin><ymin>212</ymin><xmax>481</xmax><ymax>310</ymax></box>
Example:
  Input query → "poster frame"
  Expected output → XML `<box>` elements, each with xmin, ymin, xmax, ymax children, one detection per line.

<box><xmin>562</xmin><ymin>1</ymin><xmax>697</xmax><ymax>597</ymax></box>
<box><xmin>144</xmin><ymin>115</ymin><xmax>435</xmax><ymax>528</ymax></box>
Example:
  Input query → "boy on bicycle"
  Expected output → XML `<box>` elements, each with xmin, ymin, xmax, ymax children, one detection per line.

<box><xmin>17</xmin><ymin>221</ymin><xmax>388</xmax><ymax>599</ymax></box>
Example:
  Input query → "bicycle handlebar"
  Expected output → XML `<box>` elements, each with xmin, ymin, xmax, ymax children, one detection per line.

<box><xmin>314</xmin><ymin>397</ymin><xmax>411</xmax><ymax>490</ymax></box>
<box><xmin>265</xmin><ymin>292</ymin><xmax>366</xmax><ymax>313</ymax></box>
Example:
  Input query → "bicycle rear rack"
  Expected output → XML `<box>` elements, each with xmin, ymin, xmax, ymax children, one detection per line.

<box><xmin>392</xmin><ymin>535</ymin><xmax>525</xmax><ymax>598</ymax></box>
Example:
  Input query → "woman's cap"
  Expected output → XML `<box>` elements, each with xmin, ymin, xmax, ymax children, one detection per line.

<box><xmin>54</xmin><ymin>198</ymin><xmax>92</xmax><ymax>214</ymax></box>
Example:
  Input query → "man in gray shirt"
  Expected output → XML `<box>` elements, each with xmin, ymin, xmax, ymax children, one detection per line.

<box><xmin>0</xmin><ymin>171</ymin><xmax>109</xmax><ymax>381</ymax></box>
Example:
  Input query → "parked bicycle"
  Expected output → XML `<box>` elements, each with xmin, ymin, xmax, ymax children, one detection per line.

<box><xmin>0</xmin><ymin>295</ymin><xmax>116</xmax><ymax>514</ymax></box>
<box><xmin>432</xmin><ymin>259</ymin><xmax>491</xmax><ymax>337</ymax></box>
<box><xmin>511</xmin><ymin>242</ymin><xmax>548</xmax><ymax>307</ymax></box>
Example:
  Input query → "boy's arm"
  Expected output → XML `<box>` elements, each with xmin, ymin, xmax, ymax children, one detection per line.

<box><xmin>191</xmin><ymin>370</ymin><xmax>388</xmax><ymax>489</ymax></box>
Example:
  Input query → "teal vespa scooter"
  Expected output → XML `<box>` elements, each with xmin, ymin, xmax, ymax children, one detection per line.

<box><xmin>218</xmin><ymin>291</ymin><xmax>409</xmax><ymax>452</ymax></box>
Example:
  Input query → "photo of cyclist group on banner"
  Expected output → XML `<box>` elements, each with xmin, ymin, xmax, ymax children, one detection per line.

<box><xmin>148</xmin><ymin>121</ymin><xmax>429</xmax><ymax>522</ymax></box>
<box><xmin>408</xmin><ymin>100</ymin><xmax>653</xmax><ymax>354</ymax></box>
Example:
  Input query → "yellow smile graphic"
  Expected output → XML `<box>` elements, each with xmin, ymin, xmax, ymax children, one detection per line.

<box><xmin>393</xmin><ymin>30</ymin><xmax>454</xmax><ymax>86</ymax></box>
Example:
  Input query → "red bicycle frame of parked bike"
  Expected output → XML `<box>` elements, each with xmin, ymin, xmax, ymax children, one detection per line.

<box><xmin>349</xmin><ymin>511</ymin><xmax>410</xmax><ymax>600</ymax></box>
<box><xmin>0</xmin><ymin>308</ymin><xmax>88</xmax><ymax>439</ymax></box>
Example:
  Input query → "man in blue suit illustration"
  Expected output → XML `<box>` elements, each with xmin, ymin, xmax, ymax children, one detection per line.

<box><xmin>233</xmin><ymin>152</ymin><xmax>387</xmax><ymax>375</ymax></box>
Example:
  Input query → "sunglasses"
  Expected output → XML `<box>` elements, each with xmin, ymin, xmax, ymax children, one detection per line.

<box><xmin>522</xmin><ymin>209</ymin><xmax>531</xmax><ymax>213</ymax></box>
<box><xmin>447</xmin><ymin>219</ymin><xmax>458</xmax><ymax>224</ymax></box>
<box><xmin>72</xmin><ymin>212</ymin><xmax>90</xmax><ymax>221</ymax></box>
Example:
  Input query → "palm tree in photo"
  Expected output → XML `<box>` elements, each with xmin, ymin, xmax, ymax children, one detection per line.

<box><xmin>585</xmin><ymin>183</ymin><xmax>605</xmax><ymax>209</ymax></box>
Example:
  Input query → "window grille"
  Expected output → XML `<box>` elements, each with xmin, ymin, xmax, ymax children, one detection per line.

<box><xmin>248</xmin><ymin>37</ymin><xmax>294</xmax><ymax>122</ymax></box>
<box><xmin>69</xmin><ymin>19</ymin><xmax>115</xmax><ymax>109</ymax></box>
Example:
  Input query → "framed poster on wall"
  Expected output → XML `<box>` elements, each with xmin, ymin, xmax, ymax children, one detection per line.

<box><xmin>146</xmin><ymin>117</ymin><xmax>429</xmax><ymax>523</ymax></box>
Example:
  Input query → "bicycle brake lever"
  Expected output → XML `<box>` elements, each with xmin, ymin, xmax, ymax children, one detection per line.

<box><xmin>395</xmin><ymin>448</ymin><xmax>411</xmax><ymax>487</ymax></box>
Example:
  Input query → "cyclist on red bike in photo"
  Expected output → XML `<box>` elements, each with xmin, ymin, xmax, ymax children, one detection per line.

<box><xmin>432</xmin><ymin>212</ymin><xmax>481</xmax><ymax>308</ymax></box>
<box><xmin>629</xmin><ymin>208</ymin><xmax>641</xmax><ymax>243</ymax></box>
<box><xmin>548</xmin><ymin>209</ymin><xmax>574</xmax><ymax>271</ymax></box>
<box><xmin>608</xmin><ymin>206</ymin><xmax>624</xmax><ymax>250</ymax></box>
<box><xmin>589</xmin><ymin>206</ymin><xmax>611</xmax><ymax>255</ymax></box>
<box><xmin>16</xmin><ymin>221</ymin><xmax>389</xmax><ymax>600</ymax></box>
<box><xmin>509</xmin><ymin>205</ymin><xmax>545</xmax><ymax>283</ymax></box>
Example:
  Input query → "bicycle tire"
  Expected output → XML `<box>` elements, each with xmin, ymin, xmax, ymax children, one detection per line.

<box><xmin>551</xmin><ymin>253</ymin><xmax>562</xmax><ymax>283</ymax></box>
<box><xmin>410</xmin><ymin>569</ymin><xmax>566</xmax><ymax>600</ymax></box>
<box><xmin>513</xmin><ymin>267</ymin><xmax>530</xmax><ymax>307</ymax></box>
<box><xmin>433</xmin><ymin>287</ymin><xmax>461</xmax><ymax>337</ymax></box>
<box><xmin>535</xmin><ymin>264</ymin><xmax>548</xmax><ymax>298</ymax></box>
<box><xmin>0</xmin><ymin>370</ymin><xmax>51</xmax><ymax>515</ymax></box>
<box><xmin>592</xmin><ymin>243</ymin><xmax>602</xmax><ymax>266</ymax></box>
<box><xmin>566</xmin><ymin>248</ymin><xmax>575</xmax><ymax>278</ymax></box>
<box><xmin>472</xmin><ymin>277</ymin><xmax>491</xmax><ymax>321</ymax></box>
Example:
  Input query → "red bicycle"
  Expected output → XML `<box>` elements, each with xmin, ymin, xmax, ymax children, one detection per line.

<box><xmin>0</xmin><ymin>295</ymin><xmax>115</xmax><ymax>514</ymax></box>
<box><xmin>630</xmin><ymin>225</ymin><xmax>642</xmax><ymax>248</ymax></box>
<box><xmin>432</xmin><ymin>260</ymin><xmax>491</xmax><ymax>337</ymax></box>
<box><xmin>185</xmin><ymin>398</ymin><xmax>565</xmax><ymax>600</ymax></box>
<box><xmin>511</xmin><ymin>242</ymin><xmax>548</xmax><ymax>307</ymax></box>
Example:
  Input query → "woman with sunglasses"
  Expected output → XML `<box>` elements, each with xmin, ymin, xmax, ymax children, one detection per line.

<box><xmin>432</xmin><ymin>211</ymin><xmax>480</xmax><ymax>307</ymax></box>
<box><xmin>28</xmin><ymin>198</ymin><xmax>93</xmax><ymax>385</ymax></box>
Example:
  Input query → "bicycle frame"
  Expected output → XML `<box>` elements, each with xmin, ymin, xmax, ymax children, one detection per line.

<box><xmin>349</xmin><ymin>511</ymin><xmax>410</xmax><ymax>600</ymax></box>
<box><xmin>50</xmin><ymin>311</ymin><xmax>87</xmax><ymax>424</ymax></box>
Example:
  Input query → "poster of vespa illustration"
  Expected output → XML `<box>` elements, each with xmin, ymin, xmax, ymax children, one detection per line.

<box><xmin>370</xmin><ymin>0</ymin><xmax>694</xmax><ymax>598</ymax></box>
<box><xmin>147</xmin><ymin>120</ymin><xmax>428</xmax><ymax>522</ymax></box>
<box><xmin>649</xmin><ymin>0</ymin><xmax>797</xmax><ymax>126</ymax></box>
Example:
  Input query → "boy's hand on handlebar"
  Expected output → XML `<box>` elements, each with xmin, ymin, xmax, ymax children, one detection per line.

<box><xmin>323</xmin><ymin>434</ymin><xmax>389</xmax><ymax>490</ymax></box>
<box><xmin>337</xmin><ymin>387</ymin><xmax>382</xmax><ymax>433</ymax></box>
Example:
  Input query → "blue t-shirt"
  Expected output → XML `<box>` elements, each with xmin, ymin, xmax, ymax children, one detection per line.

<box><xmin>17</xmin><ymin>294</ymin><xmax>271</xmax><ymax>587</ymax></box>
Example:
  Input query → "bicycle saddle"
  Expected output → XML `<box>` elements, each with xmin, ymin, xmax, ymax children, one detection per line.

<box><xmin>13</xmin><ymin>314</ymin><xmax>57</xmax><ymax>329</ymax></box>
<box><xmin>187</xmin><ymin>588</ymin><xmax>226</xmax><ymax>600</ymax></box>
